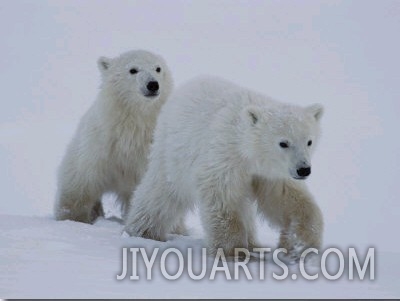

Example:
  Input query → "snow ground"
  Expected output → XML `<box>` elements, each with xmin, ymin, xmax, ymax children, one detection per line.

<box><xmin>1</xmin><ymin>0</ymin><xmax>400</xmax><ymax>298</ymax></box>
<box><xmin>1</xmin><ymin>212</ymin><xmax>399</xmax><ymax>299</ymax></box>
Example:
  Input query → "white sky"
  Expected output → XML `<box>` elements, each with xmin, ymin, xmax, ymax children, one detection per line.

<box><xmin>0</xmin><ymin>0</ymin><xmax>399</xmax><ymax>252</ymax></box>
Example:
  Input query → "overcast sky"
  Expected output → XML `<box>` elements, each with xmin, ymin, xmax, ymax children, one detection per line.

<box><xmin>0</xmin><ymin>0</ymin><xmax>399</xmax><ymax>252</ymax></box>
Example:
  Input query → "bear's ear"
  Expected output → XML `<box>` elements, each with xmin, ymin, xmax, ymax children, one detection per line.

<box><xmin>306</xmin><ymin>103</ymin><xmax>324</xmax><ymax>122</ymax></box>
<box><xmin>97</xmin><ymin>56</ymin><xmax>112</xmax><ymax>73</ymax></box>
<box><xmin>243</xmin><ymin>106</ymin><xmax>262</xmax><ymax>126</ymax></box>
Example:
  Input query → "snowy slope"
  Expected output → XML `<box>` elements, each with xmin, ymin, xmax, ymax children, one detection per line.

<box><xmin>1</xmin><ymin>213</ymin><xmax>398</xmax><ymax>299</ymax></box>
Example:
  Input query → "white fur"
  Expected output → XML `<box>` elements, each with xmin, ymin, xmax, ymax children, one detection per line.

<box><xmin>54</xmin><ymin>50</ymin><xmax>173</xmax><ymax>223</ymax></box>
<box><xmin>124</xmin><ymin>76</ymin><xmax>323</xmax><ymax>259</ymax></box>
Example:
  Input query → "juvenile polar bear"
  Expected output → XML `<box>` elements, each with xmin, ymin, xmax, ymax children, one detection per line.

<box><xmin>54</xmin><ymin>50</ymin><xmax>173</xmax><ymax>223</ymax></box>
<box><xmin>124</xmin><ymin>76</ymin><xmax>324</xmax><ymax>259</ymax></box>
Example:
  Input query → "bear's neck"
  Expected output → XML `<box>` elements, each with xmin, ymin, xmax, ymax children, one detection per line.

<box><xmin>97</xmin><ymin>89</ymin><xmax>161</xmax><ymax>132</ymax></box>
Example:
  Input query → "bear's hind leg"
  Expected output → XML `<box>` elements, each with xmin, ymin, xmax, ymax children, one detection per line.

<box><xmin>124</xmin><ymin>169</ymin><xmax>189</xmax><ymax>241</ymax></box>
<box><xmin>90</xmin><ymin>200</ymin><xmax>104</xmax><ymax>221</ymax></box>
<box><xmin>171</xmin><ymin>215</ymin><xmax>189</xmax><ymax>236</ymax></box>
<box><xmin>117</xmin><ymin>191</ymin><xmax>133</xmax><ymax>221</ymax></box>
<box><xmin>55</xmin><ymin>189</ymin><xmax>103</xmax><ymax>224</ymax></box>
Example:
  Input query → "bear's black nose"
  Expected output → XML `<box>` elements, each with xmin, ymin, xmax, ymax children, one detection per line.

<box><xmin>297</xmin><ymin>167</ymin><xmax>311</xmax><ymax>177</ymax></box>
<box><xmin>147</xmin><ymin>81</ymin><xmax>159</xmax><ymax>92</ymax></box>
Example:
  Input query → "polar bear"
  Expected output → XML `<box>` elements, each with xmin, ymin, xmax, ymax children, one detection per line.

<box><xmin>124</xmin><ymin>76</ymin><xmax>324</xmax><ymax>260</ymax></box>
<box><xmin>54</xmin><ymin>50</ymin><xmax>173</xmax><ymax>224</ymax></box>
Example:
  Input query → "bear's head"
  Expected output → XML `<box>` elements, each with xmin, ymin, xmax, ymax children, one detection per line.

<box><xmin>241</xmin><ymin>102</ymin><xmax>324</xmax><ymax>180</ymax></box>
<box><xmin>97</xmin><ymin>50</ymin><xmax>173</xmax><ymax>107</ymax></box>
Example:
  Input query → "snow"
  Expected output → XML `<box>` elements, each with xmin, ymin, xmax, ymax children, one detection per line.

<box><xmin>1</xmin><ymin>0</ymin><xmax>400</xmax><ymax>298</ymax></box>
<box><xmin>1</xmin><ymin>214</ymin><xmax>399</xmax><ymax>298</ymax></box>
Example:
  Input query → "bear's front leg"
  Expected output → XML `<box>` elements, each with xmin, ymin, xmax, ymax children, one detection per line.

<box><xmin>201</xmin><ymin>206</ymin><xmax>249</xmax><ymax>258</ymax></box>
<box><xmin>279</xmin><ymin>181</ymin><xmax>323</xmax><ymax>262</ymax></box>
<box><xmin>199</xmin><ymin>180</ymin><xmax>252</xmax><ymax>259</ymax></box>
<box><xmin>255</xmin><ymin>178</ymin><xmax>323</xmax><ymax>262</ymax></box>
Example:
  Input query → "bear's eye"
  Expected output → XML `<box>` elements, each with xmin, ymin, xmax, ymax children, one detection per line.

<box><xmin>156</xmin><ymin>67</ymin><xmax>161</xmax><ymax>73</ymax></box>
<box><xmin>279</xmin><ymin>142</ymin><xmax>289</xmax><ymax>148</ymax></box>
<box><xmin>307</xmin><ymin>140</ymin><xmax>312</xmax><ymax>146</ymax></box>
<box><xmin>129</xmin><ymin>68</ymin><xmax>138</xmax><ymax>74</ymax></box>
